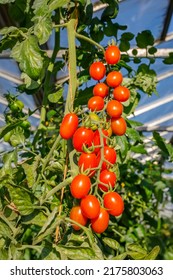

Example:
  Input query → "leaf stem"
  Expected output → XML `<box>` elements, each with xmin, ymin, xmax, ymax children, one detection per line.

<box><xmin>75</xmin><ymin>32</ymin><xmax>105</xmax><ymax>54</ymax></box>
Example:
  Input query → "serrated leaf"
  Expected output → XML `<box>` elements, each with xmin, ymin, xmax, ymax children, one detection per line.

<box><xmin>116</xmin><ymin>135</ymin><xmax>129</xmax><ymax>159</ymax></box>
<box><xmin>144</xmin><ymin>246</ymin><xmax>160</xmax><ymax>260</ymax></box>
<box><xmin>126</xmin><ymin>243</ymin><xmax>147</xmax><ymax>254</ymax></box>
<box><xmin>57</xmin><ymin>246</ymin><xmax>96</xmax><ymax>260</ymax></box>
<box><xmin>22</xmin><ymin>211</ymin><xmax>47</xmax><ymax>227</ymax></box>
<box><xmin>37</xmin><ymin>207</ymin><xmax>58</xmax><ymax>236</ymax></box>
<box><xmin>22</xmin><ymin>155</ymin><xmax>40</xmax><ymax>188</ymax></box>
<box><xmin>103</xmin><ymin>237</ymin><xmax>120</xmax><ymax>250</ymax></box>
<box><xmin>7</xmin><ymin>185</ymin><xmax>34</xmax><ymax>215</ymax></box>
<box><xmin>0</xmin><ymin>220</ymin><xmax>12</xmax><ymax>237</ymax></box>
<box><xmin>10</xmin><ymin>128</ymin><xmax>25</xmax><ymax>147</ymax></box>
<box><xmin>0</xmin><ymin>0</ymin><xmax>15</xmax><ymax>3</ymax></box>
<box><xmin>0</xmin><ymin>26</ymin><xmax>18</xmax><ymax>35</ymax></box>
<box><xmin>49</xmin><ymin>0</ymin><xmax>70</xmax><ymax>11</ymax></box>
<box><xmin>127</xmin><ymin>251</ymin><xmax>147</xmax><ymax>260</ymax></box>
<box><xmin>33</xmin><ymin>14</ymin><xmax>52</xmax><ymax>44</ymax></box>
<box><xmin>11</xmin><ymin>35</ymin><xmax>44</xmax><ymax>80</ymax></box>
<box><xmin>48</xmin><ymin>88</ymin><xmax>63</xmax><ymax>103</ymax></box>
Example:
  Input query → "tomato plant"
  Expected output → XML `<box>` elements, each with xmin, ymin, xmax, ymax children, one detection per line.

<box><xmin>0</xmin><ymin>0</ymin><xmax>171</xmax><ymax>261</ymax></box>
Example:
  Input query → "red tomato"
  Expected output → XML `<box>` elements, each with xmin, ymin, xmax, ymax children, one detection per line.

<box><xmin>88</xmin><ymin>96</ymin><xmax>104</xmax><ymax>111</ymax></box>
<box><xmin>98</xmin><ymin>146</ymin><xmax>117</xmax><ymax>170</ymax></box>
<box><xmin>89</xmin><ymin>61</ymin><xmax>106</xmax><ymax>81</ymax></box>
<box><xmin>70</xmin><ymin>206</ymin><xmax>88</xmax><ymax>230</ymax></box>
<box><xmin>91</xmin><ymin>207</ymin><xmax>109</xmax><ymax>233</ymax></box>
<box><xmin>93</xmin><ymin>83</ymin><xmax>109</xmax><ymax>98</ymax></box>
<box><xmin>73</xmin><ymin>127</ymin><xmax>94</xmax><ymax>152</ymax></box>
<box><xmin>103</xmin><ymin>192</ymin><xmax>124</xmax><ymax>216</ymax></box>
<box><xmin>80</xmin><ymin>194</ymin><xmax>100</xmax><ymax>219</ymax></box>
<box><xmin>111</xmin><ymin>117</ymin><xmax>127</xmax><ymax>136</ymax></box>
<box><xmin>93</xmin><ymin>129</ymin><xmax>108</xmax><ymax>153</ymax></box>
<box><xmin>105</xmin><ymin>45</ymin><xmax>121</xmax><ymax>65</ymax></box>
<box><xmin>98</xmin><ymin>170</ymin><xmax>116</xmax><ymax>192</ymax></box>
<box><xmin>60</xmin><ymin>113</ymin><xmax>78</xmax><ymax>139</ymax></box>
<box><xmin>106</xmin><ymin>100</ymin><xmax>123</xmax><ymax>118</ymax></box>
<box><xmin>113</xmin><ymin>86</ymin><xmax>130</xmax><ymax>102</ymax></box>
<box><xmin>70</xmin><ymin>174</ymin><xmax>91</xmax><ymax>199</ymax></box>
<box><xmin>106</xmin><ymin>71</ymin><xmax>123</xmax><ymax>88</ymax></box>
<box><xmin>78</xmin><ymin>152</ymin><xmax>98</xmax><ymax>177</ymax></box>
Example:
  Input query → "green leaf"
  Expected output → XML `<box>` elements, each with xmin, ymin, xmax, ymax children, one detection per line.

<box><xmin>49</xmin><ymin>0</ymin><xmax>70</xmax><ymax>11</ymax></box>
<box><xmin>22</xmin><ymin>155</ymin><xmax>40</xmax><ymax>188</ymax></box>
<box><xmin>101</xmin><ymin>1</ymin><xmax>119</xmax><ymax>21</ymax></box>
<box><xmin>112</xmin><ymin>252</ymin><xmax>127</xmax><ymax>260</ymax></box>
<box><xmin>56</xmin><ymin>245</ymin><xmax>96</xmax><ymax>260</ymax></box>
<box><xmin>0</xmin><ymin>26</ymin><xmax>18</xmax><ymax>35</ymax></box>
<box><xmin>33</xmin><ymin>14</ymin><xmax>52</xmax><ymax>44</ymax></box>
<box><xmin>48</xmin><ymin>87</ymin><xmax>63</xmax><ymax>103</ymax></box>
<box><xmin>7</xmin><ymin>185</ymin><xmax>34</xmax><ymax>216</ymax></box>
<box><xmin>37</xmin><ymin>207</ymin><xmax>58</xmax><ymax>236</ymax></box>
<box><xmin>153</xmin><ymin>131</ymin><xmax>173</xmax><ymax>160</ymax></box>
<box><xmin>126</xmin><ymin>127</ymin><xmax>141</xmax><ymax>142</ymax></box>
<box><xmin>119</xmin><ymin>40</ymin><xmax>130</xmax><ymax>52</ymax></box>
<box><xmin>126</xmin><ymin>243</ymin><xmax>147</xmax><ymax>254</ymax></box>
<box><xmin>10</xmin><ymin>128</ymin><xmax>25</xmax><ymax>147</ymax></box>
<box><xmin>163</xmin><ymin>52</ymin><xmax>173</xmax><ymax>64</ymax></box>
<box><xmin>131</xmin><ymin>144</ymin><xmax>147</xmax><ymax>154</ymax></box>
<box><xmin>22</xmin><ymin>211</ymin><xmax>47</xmax><ymax>227</ymax></box>
<box><xmin>144</xmin><ymin>246</ymin><xmax>160</xmax><ymax>260</ymax></box>
<box><xmin>0</xmin><ymin>0</ymin><xmax>15</xmax><ymax>3</ymax></box>
<box><xmin>136</xmin><ymin>30</ymin><xmax>154</xmax><ymax>48</ymax></box>
<box><xmin>11</xmin><ymin>35</ymin><xmax>44</xmax><ymax>80</ymax></box>
<box><xmin>103</xmin><ymin>237</ymin><xmax>120</xmax><ymax>250</ymax></box>
<box><xmin>121</xmin><ymin>32</ymin><xmax>134</xmax><ymax>41</ymax></box>
<box><xmin>116</xmin><ymin>135</ymin><xmax>129</xmax><ymax>160</ymax></box>
<box><xmin>126</xmin><ymin>243</ymin><xmax>147</xmax><ymax>259</ymax></box>
<box><xmin>148</xmin><ymin>46</ymin><xmax>157</xmax><ymax>55</ymax></box>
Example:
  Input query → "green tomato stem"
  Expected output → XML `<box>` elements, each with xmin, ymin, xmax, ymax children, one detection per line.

<box><xmin>75</xmin><ymin>31</ymin><xmax>105</xmax><ymax>54</ymax></box>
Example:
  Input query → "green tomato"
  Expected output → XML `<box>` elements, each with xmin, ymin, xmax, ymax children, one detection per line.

<box><xmin>3</xmin><ymin>131</ymin><xmax>12</xmax><ymax>142</ymax></box>
<box><xmin>9</xmin><ymin>102</ymin><xmax>19</xmax><ymax>112</ymax></box>
<box><xmin>89</xmin><ymin>112</ymin><xmax>100</xmax><ymax>130</ymax></box>
<box><xmin>16</xmin><ymin>100</ymin><xmax>24</xmax><ymax>110</ymax></box>
<box><xmin>20</xmin><ymin>120</ymin><xmax>31</xmax><ymax>129</ymax></box>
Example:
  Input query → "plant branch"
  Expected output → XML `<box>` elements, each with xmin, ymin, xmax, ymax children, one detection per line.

<box><xmin>75</xmin><ymin>32</ymin><xmax>105</xmax><ymax>53</ymax></box>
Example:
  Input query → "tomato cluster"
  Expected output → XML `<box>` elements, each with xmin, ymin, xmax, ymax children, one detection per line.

<box><xmin>60</xmin><ymin>45</ymin><xmax>129</xmax><ymax>234</ymax></box>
